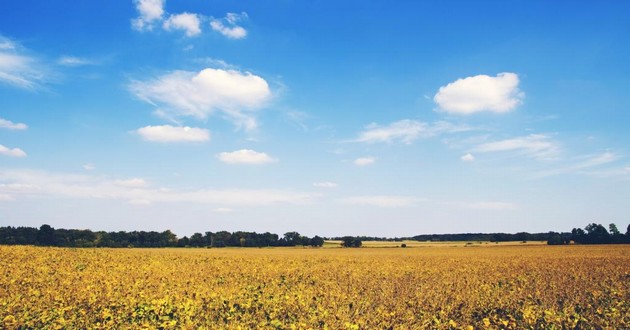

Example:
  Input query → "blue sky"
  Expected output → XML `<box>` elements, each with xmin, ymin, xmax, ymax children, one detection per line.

<box><xmin>1</xmin><ymin>0</ymin><xmax>629</xmax><ymax>237</ymax></box>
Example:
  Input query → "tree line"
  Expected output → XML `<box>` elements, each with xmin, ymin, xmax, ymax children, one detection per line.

<box><xmin>565</xmin><ymin>223</ymin><xmax>630</xmax><ymax>245</ymax></box>
<box><xmin>0</xmin><ymin>222</ymin><xmax>627</xmax><ymax>248</ymax></box>
<box><xmin>0</xmin><ymin>225</ymin><xmax>324</xmax><ymax>248</ymax></box>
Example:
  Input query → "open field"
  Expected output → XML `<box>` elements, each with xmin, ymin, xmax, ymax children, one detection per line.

<box><xmin>1</xmin><ymin>245</ymin><xmax>628</xmax><ymax>329</ymax></box>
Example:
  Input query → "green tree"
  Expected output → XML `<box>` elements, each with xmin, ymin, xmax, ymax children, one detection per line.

<box><xmin>341</xmin><ymin>236</ymin><xmax>362</xmax><ymax>248</ymax></box>
<box><xmin>37</xmin><ymin>224</ymin><xmax>56</xmax><ymax>246</ymax></box>
<box><xmin>309</xmin><ymin>235</ymin><xmax>324</xmax><ymax>247</ymax></box>
<box><xmin>609</xmin><ymin>223</ymin><xmax>620</xmax><ymax>236</ymax></box>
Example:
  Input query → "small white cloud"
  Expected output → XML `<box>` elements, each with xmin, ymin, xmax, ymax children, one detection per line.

<box><xmin>473</xmin><ymin>134</ymin><xmax>559</xmax><ymax>160</ymax></box>
<box><xmin>534</xmin><ymin>152</ymin><xmax>620</xmax><ymax>178</ymax></box>
<box><xmin>356</xmin><ymin>120</ymin><xmax>426</xmax><ymax>144</ymax></box>
<box><xmin>0</xmin><ymin>117</ymin><xmax>27</xmax><ymax>130</ymax></box>
<box><xmin>131</xmin><ymin>0</ymin><xmax>165</xmax><ymax>31</ymax></box>
<box><xmin>0</xmin><ymin>144</ymin><xmax>27</xmax><ymax>158</ymax></box>
<box><xmin>354</xmin><ymin>119</ymin><xmax>472</xmax><ymax>144</ymax></box>
<box><xmin>57</xmin><ymin>56</ymin><xmax>92</xmax><ymax>67</ymax></box>
<box><xmin>213</xmin><ymin>207</ymin><xmax>233</xmax><ymax>213</ymax></box>
<box><xmin>0</xmin><ymin>37</ymin><xmax>46</xmax><ymax>89</ymax></box>
<box><xmin>354</xmin><ymin>157</ymin><xmax>375</xmax><ymax>166</ymax></box>
<box><xmin>342</xmin><ymin>195</ymin><xmax>422</xmax><ymax>208</ymax></box>
<box><xmin>135</xmin><ymin>125</ymin><xmax>210</xmax><ymax>143</ymax></box>
<box><xmin>461</xmin><ymin>153</ymin><xmax>475</xmax><ymax>162</ymax></box>
<box><xmin>313</xmin><ymin>182</ymin><xmax>338</xmax><ymax>188</ymax></box>
<box><xmin>114</xmin><ymin>178</ymin><xmax>148</xmax><ymax>188</ymax></box>
<box><xmin>434</xmin><ymin>72</ymin><xmax>524</xmax><ymax>114</ymax></box>
<box><xmin>130</xmin><ymin>68</ymin><xmax>271</xmax><ymax>131</ymax></box>
<box><xmin>217</xmin><ymin>149</ymin><xmax>276</xmax><ymax>164</ymax></box>
<box><xmin>210</xmin><ymin>12</ymin><xmax>248</xmax><ymax>39</ymax></box>
<box><xmin>82</xmin><ymin>163</ymin><xmax>96</xmax><ymax>171</ymax></box>
<box><xmin>163</xmin><ymin>12</ymin><xmax>201</xmax><ymax>37</ymax></box>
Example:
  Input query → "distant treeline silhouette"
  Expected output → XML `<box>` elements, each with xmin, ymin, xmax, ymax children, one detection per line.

<box><xmin>0</xmin><ymin>222</ymin><xmax>627</xmax><ymax>248</ymax></box>
<box><xmin>0</xmin><ymin>225</ymin><xmax>324</xmax><ymax>248</ymax></box>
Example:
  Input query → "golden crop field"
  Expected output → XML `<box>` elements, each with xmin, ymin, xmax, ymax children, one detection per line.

<box><xmin>1</xmin><ymin>245</ymin><xmax>628</xmax><ymax>329</ymax></box>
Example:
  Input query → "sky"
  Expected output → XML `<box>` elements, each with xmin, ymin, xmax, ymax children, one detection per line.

<box><xmin>1</xmin><ymin>1</ymin><xmax>629</xmax><ymax>237</ymax></box>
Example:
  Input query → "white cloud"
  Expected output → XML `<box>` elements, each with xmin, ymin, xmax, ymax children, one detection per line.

<box><xmin>83</xmin><ymin>163</ymin><xmax>96</xmax><ymax>171</ymax></box>
<box><xmin>354</xmin><ymin>119</ymin><xmax>472</xmax><ymax>144</ymax></box>
<box><xmin>354</xmin><ymin>157</ymin><xmax>375</xmax><ymax>166</ymax></box>
<box><xmin>130</xmin><ymin>68</ymin><xmax>271</xmax><ymax>131</ymax></box>
<box><xmin>0</xmin><ymin>145</ymin><xmax>27</xmax><ymax>158</ymax></box>
<box><xmin>213</xmin><ymin>207</ymin><xmax>233</xmax><ymax>213</ymax></box>
<box><xmin>313</xmin><ymin>182</ymin><xmax>338</xmax><ymax>188</ymax></box>
<box><xmin>131</xmin><ymin>0</ymin><xmax>165</xmax><ymax>31</ymax></box>
<box><xmin>114</xmin><ymin>178</ymin><xmax>148</xmax><ymax>188</ymax></box>
<box><xmin>473</xmin><ymin>134</ymin><xmax>559</xmax><ymax>160</ymax></box>
<box><xmin>533</xmin><ymin>152</ymin><xmax>620</xmax><ymax>178</ymax></box>
<box><xmin>57</xmin><ymin>56</ymin><xmax>93</xmax><ymax>67</ymax></box>
<box><xmin>356</xmin><ymin>120</ymin><xmax>426</xmax><ymax>144</ymax></box>
<box><xmin>461</xmin><ymin>153</ymin><xmax>475</xmax><ymax>162</ymax></box>
<box><xmin>135</xmin><ymin>125</ymin><xmax>210</xmax><ymax>143</ymax></box>
<box><xmin>0</xmin><ymin>117</ymin><xmax>27</xmax><ymax>130</ymax></box>
<box><xmin>217</xmin><ymin>149</ymin><xmax>276</xmax><ymax>164</ymax></box>
<box><xmin>210</xmin><ymin>12</ymin><xmax>248</xmax><ymax>39</ymax></box>
<box><xmin>0</xmin><ymin>169</ymin><xmax>316</xmax><ymax>206</ymax></box>
<box><xmin>434</xmin><ymin>72</ymin><xmax>524</xmax><ymax>114</ymax></box>
<box><xmin>0</xmin><ymin>37</ymin><xmax>45</xmax><ymax>89</ymax></box>
<box><xmin>341</xmin><ymin>195</ymin><xmax>422</xmax><ymax>208</ymax></box>
<box><xmin>163</xmin><ymin>13</ymin><xmax>201</xmax><ymax>37</ymax></box>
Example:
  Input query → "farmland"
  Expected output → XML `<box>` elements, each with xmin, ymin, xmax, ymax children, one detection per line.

<box><xmin>1</xmin><ymin>245</ymin><xmax>628</xmax><ymax>329</ymax></box>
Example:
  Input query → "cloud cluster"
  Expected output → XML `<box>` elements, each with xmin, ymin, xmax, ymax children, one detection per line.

<box><xmin>0</xmin><ymin>37</ymin><xmax>45</xmax><ymax>89</ymax></box>
<box><xmin>131</xmin><ymin>68</ymin><xmax>271</xmax><ymax>130</ymax></box>
<box><xmin>0</xmin><ymin>169</ymin><xmax>316</xmax><ymax>206</ymax></box>
<box><xmin>57</xmin><ymin>56</ymin><xmax>93</xmax><ymax>67</ymax></box>
<box><xmin>473</xmin><ymin>134</ymin><xmax>559</xmax><ymax>160</ymax></box>
<box><xmin>0</xmin><ymin>145</ymin><xmax>27</xmax><ymax>158</ymax></box>
<box><xmin>210</xmin><ymin>13</ymin><xmax>248</xmax><ymax>39</ymax></box>
<box><xmin>434</xmin><ymin>72</ymin><xmax>524</xmax><ymax>114</ymax></box>
<box><xmin>163</xmin><ymin>13</ymin><xmax>201</xmax><ymax>37</ymax></box>
<box><xmin>217</xmin><ymin>149</ymin><xmax>276</xmax><ymax>164</ymax></box>
<box><xmin>0</xmin><ymin>117</ymin><xmax>27</xmax><ymax>130</ymax></box>
<box><xmin>354</xmin><ymin>157</ymin><xmax>375</xmax><ymax>166</ymax></box>
<box><xmin>131</xmin><ymin>0</ymin><xmax>247</xmax><ymax>39</ymax></box>
<box><xmin>135</xmin><ymin>125</ymin><xmax>210</xmax><ymax>143</ymax></box>
<box><xmin>131</xmin><ymin>0</ymin><xmax>165</xmax><ymax>31</ymax></box>
<box><xmin>355</xmin><ymin>119</ymin><xmax>471</xmax><ymax>144</ymax></box>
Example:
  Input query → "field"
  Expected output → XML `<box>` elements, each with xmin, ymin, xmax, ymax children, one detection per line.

<box><xmin>1</xmin><ymin>245</ymin><xmax>628</xmax><ymax>329</ymax></box>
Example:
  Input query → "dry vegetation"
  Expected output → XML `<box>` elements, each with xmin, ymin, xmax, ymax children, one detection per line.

<box><xmin>1</xmin><ymin>245</ymin><xmax>628</xmax><ymax>329</ymax></box>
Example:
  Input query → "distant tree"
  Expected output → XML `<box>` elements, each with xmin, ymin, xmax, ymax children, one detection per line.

<box><xmin>627</xmin><ymin>224</ymin><xmax>630</xmax><ymax>236</ymax></box>
<box><xmin>189</xmin><ymin>233</ymin><xmax>205</xmax><ymax>247</ymax></box>
<box><xmin>37</xmin><ymin>224</ymin><xmax>56</xmax><ymax>246</ymax></box>
<box><xmin>309</xmin><ymin>236</ymin><xmax>324</xmax><ymax>247</ymax></box>
<box><xmin>341</xmin><ymin>236</ymin><xmax>362</xmax><ymax>248</ymax></box>
<box><xmin>283</xmin><ymin>232</ymin><xmax>301</xmax><ymax>246</ymax></box>
<box><xmin>547</xmin><ymin>232</ymin><xmax>567</xmax><ymax>245</ymax></box>
<box><xmin>609</xmin><ymin>223</ymin><xmax>620</xmax><ymax>236</ymax></box>
<box><xmin>584</xmin><ymin>223</ymin><xmax>610</xmax><ymax>244</ymax></box>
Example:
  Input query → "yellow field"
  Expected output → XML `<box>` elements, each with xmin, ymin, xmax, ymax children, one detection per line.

<box><xmin>325</xmin><ymin>240</ymin><xmax>548</xmax><ymax>248</ymax></box>
<box><xmin>1</xmin><ymin>245</ymin><xmax>628</xmax><ymax>329</ymax></box>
